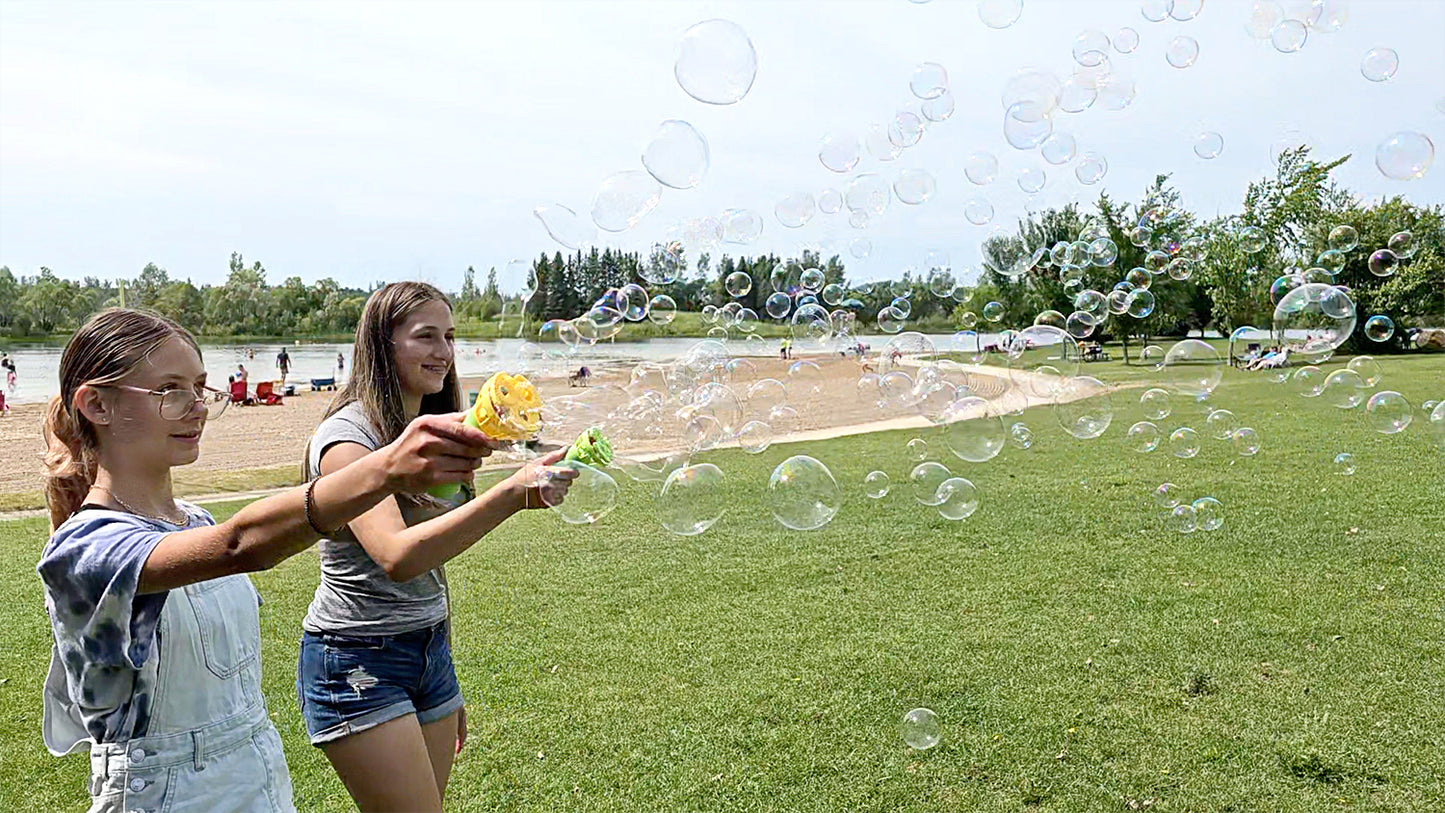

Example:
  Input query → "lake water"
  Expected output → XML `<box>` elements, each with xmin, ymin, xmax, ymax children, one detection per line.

<box><xmin>1</xmin><ymin>333</ymin><xmax>994</xmax><ymax>404</ymax></box>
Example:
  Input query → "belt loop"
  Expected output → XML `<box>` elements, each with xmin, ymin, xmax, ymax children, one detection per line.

<box><xmin>192</xmin><ymin>730</ymin><xmax>205</xmax><ymax>771</ymax></box>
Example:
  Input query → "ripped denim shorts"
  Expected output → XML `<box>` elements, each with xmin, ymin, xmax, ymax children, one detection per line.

<box><xmin>296</xmin><ymin>620</ymin><xmax>463</xmax><ymax>745</ymax></box>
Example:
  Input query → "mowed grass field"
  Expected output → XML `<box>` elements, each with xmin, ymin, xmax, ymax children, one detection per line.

<box><xmin>2</xmin><ymin>353</ymin><xmax>1442</xmax><ymax>812</ymax></box>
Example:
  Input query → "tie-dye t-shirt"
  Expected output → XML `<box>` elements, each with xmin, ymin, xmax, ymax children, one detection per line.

<box><xmin>37</xmin><ymin>503</ymin><xmax>213</xmax><ymax>750</ymax></box>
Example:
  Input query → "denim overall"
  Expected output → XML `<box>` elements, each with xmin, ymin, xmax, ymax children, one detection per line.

<box><xmin>45</xmin><ymin>574</ymin><xmax>294</xmax><ymax>813</ymax></box>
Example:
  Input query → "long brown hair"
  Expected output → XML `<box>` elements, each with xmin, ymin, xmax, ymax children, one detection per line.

<box><xmin>43</xmin><ymin>308</ymin><xmax>202</xmax><ymax>530</ymax></box>
<box><xmin>325</xmin><ymin>281</ymin><xmax>461</xmax><ymax>446</ymax></box>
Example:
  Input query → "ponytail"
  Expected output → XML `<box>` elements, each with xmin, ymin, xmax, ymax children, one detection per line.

<box><xmin>42</xmin><ymin>394</ymin><xmax>98</xmax><ymax>531</ymax></box>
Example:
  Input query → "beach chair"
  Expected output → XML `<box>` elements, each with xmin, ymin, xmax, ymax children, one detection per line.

<box><xmin>229</xmin><ymin>379</ymin><xmax>255</xmax><ymax>406</ymax></box>
<box><xmin>255</xmin><ymin>381</ymin><xmax>283</xmax><ymax>405</ymax></box>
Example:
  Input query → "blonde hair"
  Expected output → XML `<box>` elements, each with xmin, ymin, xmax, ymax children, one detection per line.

<box><xmin>43</xmin><ymin>308</ymin><xmax>201</xmax><ymax>530</ymax></box>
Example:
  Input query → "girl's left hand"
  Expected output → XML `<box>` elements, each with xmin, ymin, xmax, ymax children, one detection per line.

<box><xmin>455</xmin><ymin>706</ymin><xmax>468</xmax><ymax>755</ymax></box>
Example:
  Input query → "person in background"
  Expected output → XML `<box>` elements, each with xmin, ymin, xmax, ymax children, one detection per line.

<box><xmin>37</xmin><ymin>307</ymin><xmax>500</xmax><ymax>812</ymax></box>
<box><xmin>277</xmin><ymin>347</ymin><xmax>291</xmax><ymax>381</ymax></box>
<box><xmin>236</xmin><ymin>364</ymin><xmax>248</xmax><ymax>384</ymax></box>
<box><xmin>0</xmin><ymin>386</ymin><xmax>8</xmax><ymax>417</ymax></box>
<box><xmin>336</xmin><ymin>351</ymin><xmax>345</xmax><ymax>375</ymax></box>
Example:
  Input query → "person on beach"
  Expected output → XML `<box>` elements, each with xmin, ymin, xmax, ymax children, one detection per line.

<box><xmin>297</xmin><ymin>281</ymin><xmax>577</xmax><ymax>811</ymax></box>
<box><xmin>0</xmin><ymin>386</ymin><xmax>9</xmax><ymax>417</ymax></box>
<box><xmin>236</xmin><ymin>363</ymin><xmax>249</xmax><ymax>383</ymax></box>
<box><xmin>36</xmin><ymin>307</ymin><xmax>506</xmax><ymax>812</ymax></box>
<box><xmin>276</xmin><ymin>347</ymin><xmax>291</xmax><ymax>381</ymax></box>
<box><xmin>336</xmin><ymin>351</ymin><xmax>345</xmax><ymax>374</ymax></box>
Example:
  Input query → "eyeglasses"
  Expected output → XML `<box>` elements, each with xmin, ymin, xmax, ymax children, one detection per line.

<box><xmin>98</xmin><ymin>384</ymin><xmax>230</xmax><ymax>421</ymax></box>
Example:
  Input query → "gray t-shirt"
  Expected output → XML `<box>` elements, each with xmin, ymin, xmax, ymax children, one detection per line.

<box><xmin>302</xmin><ymin>402</ymin><xmax>460</xmax><ymax>636</ymax></box>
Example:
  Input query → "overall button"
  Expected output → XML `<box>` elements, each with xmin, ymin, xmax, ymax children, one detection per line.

<box><xmin>129</xmin><ymin>748</ymin><xmax>145</xmax><ymax>763</ymax></box>
<box><xmin>130</xmin><ymin>778</ymin><xmax>146</xmax><ymax>791</ymax></box>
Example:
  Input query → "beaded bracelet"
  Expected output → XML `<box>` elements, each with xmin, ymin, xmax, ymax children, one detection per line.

<box><xmin>304</xmin><ymin>479</ymin><xmax>338</xmax><ymax>536</ymax></box>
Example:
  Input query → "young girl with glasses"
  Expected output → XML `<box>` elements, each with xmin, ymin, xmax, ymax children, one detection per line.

<box><xmin>38</xmin><ymin>308</ymin><xmax>500</xmax><ymax>812</ymax></box>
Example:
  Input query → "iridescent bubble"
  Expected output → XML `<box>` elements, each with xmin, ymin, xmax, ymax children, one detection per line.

<box><xmin>1163</xmin><ymin>340</ymin><xmax>1224</xmax><ymax>398</ymax></box>
<box><xmin>922</xmin><ymin>91</ymin><xmax>956</xmax><ymax>122</ymax></box>
<box><xmin>1053</xmin><ymin>376</ymin><xmax>1113</xmax><ymax>439</ymax></box>
<box><xmin>864</xmin><ymin>471</ymin><xmax>890</xmax><ymax>499</ymax></box>
<box><xmin>657</xmin><ymin>463</ymin><xmax>728</xmax><ymax>535</ymax></box>
<box><xmin>1072</xmin><ymin>30</ymin><xmax>1111</xmax><ymax>67</ymax></box>
<box><xmin>1294</xmin><ymin>365</ymin><xmax>1326</xmax><ymax>398</ymax></box>
<box><xmin>1272</xmin><ymin>283</ymin><xmax>1357</xmax><ymax>356</ymax></box>
<box><xmin>1166</xmin><ymin>36</ymin><xmax>1200</xmax><ymax>68</ymax></box>
<box><xmin>1041</xmin><ymin>132</ymin><xmax>1077</xmax><ymax>165</ymax></box>
<box><xmin>889</xmin><ymin>296</ymin><xmax>912</xmax><ymax>319</ymax></box>
<box><xmin>1140</xmin><ymin>0</ymin><xmax>1172</xmax><ymax>23</ymax></box>
<box><xmin>1327</xmin><ymin>224</ymin><xmax>1359</xmax><ymax>252</ymax></box>
<box><xmin>1364</xmin><ymin>314</ymin><xmax>1395</xmax><ymax>342</ymax></box>
<box><xmin>1365</xmin><ymin>391</ymin><xmax>1412</xmax><ymax>434</ymax></box>
<box><xmin>767</xmin><ymin>456</ymin><xmax>839</xmax><ymax>531</ymax></box>
<box><xmin>642</xmin><ymin>120</ymin><xmax>710</xmax><ymax>189</ymax></box>
<box><xmin>1034</xmin><ymin>309</ymin><xmax>1066</xmax><ymax>329</ymax></box>
<box><xmin>1271</xmin><ymin>19</ymin><xmax>1309</xmax><ymax>53</ymax></box>
<box><xmin>791</xmin><ymin>303</ymin><xmax>834</xmax><ymax>345</ymax></box>
<box><xmin>1170</xmin><ymin>426</ymin><xmax>1200</xmax><ymax>458</ymax></box>
<box><xmin>721</xmin><ymin>208</ymin><xmax>763</xmax><ymax>244</ymax></box>
<box><xmin>865</xmin><ymin>124</ymin><xmax>901</xmax><ymax>162</ymax></box>
<box><xmin>1317</xmin><ymin>249</ymin><xmax>1347</xmax><ymax>275</ymax></box>
<box><xmin>1388</xmin><ymin>230</ymin><xmax>1416</xmax><ymax>258</ymax></box>
<box><xmin>764</xmin><ymin>291</ymin><xmax>792</xmax><ymax>320</ymax></box>
<box><xmin>978</xmin><ymin>0</ymin><xmax>1023</xmax><ymax>28</ymax></box>
<box><xmin>1361</xmin><ymin>47</ymin><xmax>1399</xmax><ymax>82</ymax></box>
<box><xmin>545</xmin><ymin>462</ymin><xmax>619</xmax><ymax>525</ymax></box>
<box><xmin>888</xmin><ymin>111</ymin><xmax>925</xmax><ymax>148</ymax></box>
<box><xmin>1324</xmin><ymin>368</ymin><xmax>1368</xmax><ymax>409</ymax></box>
<box><xmin>906</xmin><ymin>437</ymin><xmax>929</xmax><ymax>462</ymax></box>
<box><xmin>1192</xmin><ymin>497</ymin><xmax>1223</xmax><ymax>531</ymax></box>
<box><xmin>1008</xmin><ymin>421</ymin><xmax>1034</xmax><ymax>449</ymax></box>
<box><xmin>1170</xmin><ymin>504</ymin><xmax>1198</xmax><ymax>534</ymax></box>
<box><xmin>936</xmin><ymin>477</ymin><xmax>980</xmax><ymax>520</ymax></box>
<box><xmin>1232</xmin><ymin>426</ymin><xmax>1261</xmax><ymax>456</ymax></box>
<box><xmin>1333</xmin><ymin>452</ymin><xmax>1356</xmax><ymax>476</ymax></box>
<box><xmin>1075</xmin><ymin>152</ymin><xmax>1108</xmax><ymax>184</ymax></box>
<box><xmin>737</xmin><ymin>420</ymin><xmax>773</xmax><ymax>453</ymax></box>
<box><xmin>1017</xmin><ymin>167</ymin><xmax>1047</xmax><ymax>194</ymax></box>
<box><xmin>817</xmin><ymin>188</ymin><xmax>844</xmax><ymax>215</ymax></box>
<box><xmin>845</xmin><ymin>173</ymin><xmax>891</xmax><ymax>216</ymax></box>
<box><xmin>894</xmin><ymin>169</ymin><xmax>937</xmax><ymax>205</ymax></box>
<box><xmin>725</xmin><ymin>270</ymin><xmax>753</xmax><ymax>298</ymax></box>
<box><xmin>945</xmin><ymin>396</ymin><xmax>1006</xmax><ymax>462</ymax></box>
<box><xmin>983</xmin><ymin>301</ymin><xmax>1005</xmax><ymax>322</ymax></box>
<box><xmin>1245</xmin><ymin>1</ymin><xmax>1284</xmax><ymax>38</ymax></box>
<box><xmin>1367</xmin><ymin>249</ymin><xmax>1399</xmax><ymax>277</ymax></box>
<box><xmin>910</xmin><ymin>461</ymin><xmax>952</xmax><ymax>506</ymax></box>
<box><xmin>775</xmin><ymin>193</ymin><xmax>817</xmax><ymax>229</ymax></box>
<box><xmin>1113</xmin><ymin>27</ymin><xmax>1140</xmax><ymax>53</ymax></box>
<box><xmin>1140</xmin><ymin>388</ymin><xmax>1172</xmax><ymax>421</ymax></box>
<box><xmin>819</xmin><ymin>132</ymin><xmax>862</xmax><ymax>174</ymax></box>
<box><xmin>910</xmin><ymin>62</ymin><xmax>949</xmax><ymax>100</ymax></box>
<box><xmin>1066</xmin><ymin>311</ymin><xmax>1095</xmax><ymax>339</ymax></box>
<box><xmin>877</xmin><ymin>306</ymin><xmax>906</xmax><ymax>334</ymax></box>
<box><xmin>1127</xmin><ymin>421</ymin><xmax>1161</xmax><ymax>452</ymax></box>
<box><xmin>800</xmin><ymin>267</ymin><xmax>826</xmax><ymax>292</ymax></box>
<box><xmin>965</xmin><ymin>196</ymin><xmax>995</xmax><ymax>225</ymax></box>
<box><xmin>1194</xmin><ymin>131</ymin><xmax>1224</xmax><ymax>159</ymax></box>
<box><xmin>533</xmin><ymin>203</ymin><xmax>597</xmax><ymax>250</ymax></box>
<box><xmin>1240</xmin><ymin>226</ymin><xmax>1268</xmax><ymax>253</ymax></box>
<box><xmin>675</xmin><ymin>19</ymin><xmax>757</xmax><ymax>105</ymax></box>
<box><xmin>1126</xmin><ymin>289</ymin><xmax>1156</xmax><ymax>318</ymax></box>
<box><xmin>592</xmin><ymin>171</ymin><xmax>662</xmax><ymax>232</ymax></box>
<box><xmin>1154</xmin><ymin>482</ymin><xmax>1182</xmax><ymax>510</ymax></box>
<box><xmin>1170</xmin><ymin>0</ymin><xmax>1203</xmax><ymax>21</ymax></box>
<box><xmin>965</xmin><ymin>151</ymin><xmax>999</xmax><ymax>185</ymax></box>
<box><xmin>901</xmin><ymin>708</ymin><xmax>941</xmax><ymax>750</ymax></box>
<box><xmin>1269</xmin><ymin>273</ymin><xmax>1303</xmax><ymax>305</ymax></box>
<box><xmin>1205</xmin><ymin>408</ymin><xmax>1237</xmax><ymax>440</ymax></box>
<box><xmin>1004</xmin><ymin>102</ymin><xmax>1053</xmax><ymax>150</ymax></box>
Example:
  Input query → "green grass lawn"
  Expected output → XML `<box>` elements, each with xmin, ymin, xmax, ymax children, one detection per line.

<box><xmin>2</xmin><ymin>355</ymin><xmax>1442</xmax><ymax>811</ymax></box>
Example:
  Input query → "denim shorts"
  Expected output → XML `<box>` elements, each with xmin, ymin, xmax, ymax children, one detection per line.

<box><xmin>296</xmin><ymin>620</ymin><xmax>464</xmax><ymax>745</ymax></box>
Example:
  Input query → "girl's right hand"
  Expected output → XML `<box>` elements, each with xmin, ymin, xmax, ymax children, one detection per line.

<box><xmin>380</xmin><ymin>413</ymin><xmax>497</xmax><ymax>493</ymax></box>
<box><xmin>506</xmin><ymin>448</ymin><xmax>578</xmax><ymax>510</ymax></box>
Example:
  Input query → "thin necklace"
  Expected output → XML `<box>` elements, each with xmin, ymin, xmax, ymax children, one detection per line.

<box><xmin>93</xmin><ymin>486</ymin><xmax>186</xmax><ymax>525</ymax></box>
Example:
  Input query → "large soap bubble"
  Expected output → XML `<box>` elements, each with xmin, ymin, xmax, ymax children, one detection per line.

<box><xmin>1163</xmin><ymin>339</ymin><xmax>1224</xmax><ymax>398</ymax></box>
<box><xmin>1053</xmin><ymin>376</ymin><xmax>1113</xmax><ymax>439</ymax></box>
<box><xmin>1365</xmin><ymin>391</ymin><xmax>1412</xmax><ymax>434</ymax></box>
<box><xmin>944</xmin><ymin>396</ymin><xmax>1006</xmax><ymax>462</ymax></box>
<box><xmin>909</xmin><ymin>461</ymin><xmax>952</xmax><ymax>506</ymax></box>
<box><xmin>936</xmin><ymin>477</ymin><xmax>980</xmax><ymax>520</ymax></box>
<box><xmin>534</xmin><ymin>204</ymin><xmax>597</xmax><ymax>251</ymax></box>
<box><xmin>1375</xmin><ymin>132</ymin><xmax>1434</xmax><ymax>180</ymax></box>
<box><xmin>775</xmin><ymin>192</ymin><xmax>817</xmax><ymax>229</ymax></box>
<box><xmin>675</xmin><ymin>19</ymin><xmax>757</xmax><ymax>105</ymax></box>
<box><xmin>978</xmin><ymin>0</ymin><xmax>1022</xmax><ymax>28</ymax></box>
<box><xmin>845</xmin><ymin>173</ymin><xmax>891</xmax><ymax>216</ymax></box>
<box><xmin>642</xmin><ymin>120</ymin><xmax>710</xmax><ymax>189</ymax></box>
<box><xmin>819</xmin><ymin>132</ymin><xmax>862</xmax><ymax>174</ymax></box>
<box><xmin>901</xmin><ymin>707</ymin><xmax>941</xmax><ymax>750</ymax></box>
<box><xmin>544</xmin><ymin>462</ymin><xmax>618</xmax><ymax>524</ymax></box>
<box><xmin>592</xmin><ymin>171</ymin><xmax>661</xmax><ymax>232</ymax></box>
<box><xmin>767</xmin><ymin>456</ymin><xmax>840</xmax><ymax>531</ymax></box>
<box><xmin>657</xmin><ymin>463</ymin><xmax>729</xmax><ymax>535</ymax></box>
<box><xmin>1272</xmin><ymin>282</ymin><xmax>1357</xmax><ymax>357</ymax></box>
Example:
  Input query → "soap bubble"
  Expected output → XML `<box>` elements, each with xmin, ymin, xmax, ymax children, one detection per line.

<box><xmin>1272</xmin><ymin>283</ymin><xmax>1357</xmax><ymax>356</ymax></box>
<box><xmin>1344</xmin><ymin>355</ymin><xmax>1382</xmax><ymax>388</ymax></box>
<box><xmin>817</xmin><ymin>188</ymin><xmax>844</xmax><ymax>215</ymax></box>
<box><xmin>978</xmin><ymin>0</ymin><xmax>1023</xmax><ymax>27</ymax></box>
<box><xmin>1141</xmin><ymin>388</ymin><xmax>1173</xmax><ymax>420</ymax></box>
<box><xmin>905</xmin><ymin>437</ymin><xmax>929</xmax><ymax>462</ymax></box>
<box><xmin>888</xmin><ymin>110</ymin><xmax>925</xmax><ymax>148</ymax></box>
<box><xmin>721</xmin><ymin>208</ymin><xmax>763</xmax><ymax>244</ymax></box>
<box><xmin>534</xmin><ymin>203</ymin><xmax>597</xmax><ymax>251</ymax></box>
<box><xmin>983</xmin><ymin>301</ymin><xmax>1005</xmax><ymax>322</ymax></box>
<box><xmin>894</xmin><ymin>169</ymin><xmax>937</xmax><ymax>205</ymax></box>
<box><xmin>545</xmin><ymin>462</ymin><xmax>618</xmax><ymax>524</ymax></box>
<box><xmin>1194</xmin><ymin>131</ymin><xmax>1224</xmax><ymax>159</ymax></box>
<box><xmin>675</xmin><ymin>19</ymin><xmax>757</xmax><ymax>105</ymax></box>
<box><xmin>1192</xmin><ymin>496</ymin><xmax>1223</xmax><ymax>531</ymax></box>
<box><xmin>1240</xmin><ymin>226</ymin><xmax>1268</xmax><ymax>253</ymax></box>
<box><xmin>1140</xmin><ymin>0</ymin><xmax>1171</xmax><ymax>22</ymax></box>
<box><xmin>906</xmin><ymin>462</ymin><xmax>949</xmax><ymax>506</ymax></box>
<box><xmin>1166</xmin><ymin>36</ymin><xmax>1199</xmax><ymax>68</ymax></box>
<box><xmin>1170</xmin><ymin>426</ymin><xmax>1200</xmax><ymax>458</ymax></box>
<box><xmin>922</xmin><ymin>91</ymin><xmax>956</xmax><ymax>122</ymax></box>
<box><xmin>1017</xmin><ymin>167</ymin><xmax>1047</xmax><ymax>194</ymax></box>
<box><xmin>1004</xmin><ymin>102</ymin><xmax>1053</xmax><ymax>150</ymax></box>
<box><xmin>1058</xmin><ymin>75</ymin><xmax>1098</xmax><ymax>113</ymax></box>
<box><xmin>910</xmin><ymin>62</ymin><xmax>949</xmax><ymax>99</ymax></box>
<box><xmin>1171</xmin><ymin>0</ymin><xmax>1203</xmax><ymax>21</ymax></box>
<box><xmin>965</xmin><ymin>151</ymin><xmax>999</xmax><ymax>185</ymax></box>
<box><xmin>592</xmin><ymin>171</ymin><xmax>662</xmax><ymax>232</ymax></box>
<box><xmin>658</xmin><ymin>463</ymin><xmax>728</xmax><ymax>535</ymax></box>
<box><xmin>1245</xmin><ymin>1</ymin><xmax>1284</xmax><ymax>38</ymax></box>
<box><xmin>819</xmin><ymin>132</ymin><xmax>862</xmax><ymax>174</ymax></box>
<box><xmin>1113</xmin><ymin>26</ymin><xmax>1140</xmax><ymax>53</ymax></box>
<box><xmin>1327</xmin><ymin>225</ymin><xmax>1359</xmax><ymax>252</ymax></box>
<box><xmin>1316</xmin><ymin>249</ymin><xmax>1347</xmax><ymax>275</ymax></box>
<box><xmin>642</xmin><ymin>120</ymin><xmax>710</xmax><ymax>189</ymax></box>
<box><xmin>1294</xmin><ymin>365</ymin><xmax>1326</xmax><ymax>397</ymax></box>
<box><xmin>1333</xmin><ymin>452</ymin><xmax>1356</xmax><ymax>476</ymax></box>
<box><xmin>1270</xmin><ymin>19</ymin><xmax>1308</xmax><ymax>53</ymax></box>
<box><xmin>1205</xmin><ymin>408</ymin><xmax>1237</xmax><ymax>440</ymax></box>
<box><xmin>1365</xmin><ymin>391</ymin><xmax>1412</xmax><ymax>434</ymax></box>
<box><xmin>1008</xmin><ymin>421</ymin><xmax>1035</xmax><ymax>450</ymax></box>
<box><xmin>1041</xmin><ymin>132</ymin><xmax>1077</xmax><ymax>165</ymax></box>
<box><xmin>1053</xmin><ymin>376</ymin><xmax>1113</xmax><ymax>439</ymax></box>
<box><xmin>1126</xmin><ymin>289</ymin><xmax>1156</xmax><ymax>318</ymax></box>
<box><xmin>1388</xmin><ymin>230</ymin><xmax>1416</xmax><ymax>258</ymax></box>
<box><xmin>1269</xmin><ymin>273</ymin><xmax>1303</xmax><ymax>305</ymax></box>
<box><xmin>1163</xmin><ymin>340</ymin><xmax>1224</xmax><ymax>398</ymax></box>
<box><xmin>1153</xmin><ymin>482</ymin><xmax>1181</xmax><ymax>509</ymax></box>
<box><xmin>1232</xmin><ymin>426</ymin><xmax>1261</xmax><ymax>456</ymax></box>
<box><xmin>864</xmin><ymin>471</ymin><xmax>891</xmax><ymax>499</ymax></box>
<box><xmin>965</xmin><ymin>196</ymin><xmax>995</xmax><ymax>225</ymax></box>
<box><xmin>791</xmin><ymin>303</ymin><xmax>834</xmax><ymax>345</ymax></box>
<box><xmin>1127</xmin><ymin>421</ymin><xmax>1161</xmax><ymax>452</ymax></box>
<box><xmin>877</xmin><ymin>307</ymin><xmax>906</xmax><ymax>334</ymax></box>
<box><xmin>1075</xmin><ymin>152</ymin><xmax>1108</xmax><ymax>184</ymax></box>
<box><xmin>1324</xmin><ymin>369</ymin><xmax>1368</xmax><ymax>409</ymax></box>
<box><xmin>845</xmin><ymin>173</ymin><xmax>891</xmax><ymax>216</ymax></box>
<box><xmin>1367</xmin><ymin>249</ymin><xmax>1399</xmax><ymax>277</ymax></box>
<box><xmin>901</xmin><ymin>707</ymin><xmax>941</xmax><ymax>750</ymax></box>
<box><xmin>775</xmin><ymin>193</ymin><xmax>817</xmax><ymax>229</ymax></box>
<box><xmin>944</xmin><ymin>397</ymin><xmax>1006</xmax><ymax>462</ymax></box>
<box><xmin>1432</xmin><ymin>402</ymin><xmax>1445</xmax><ymax>448</ymax></box>
<box><xmin>1375</xmin><ymin>132</ymin><xmax>1433</xmax><ymax>180</ymax></box>
<box><xmin>767</xmin><ymin>456</ymin><xmax>839</xmax><ymax>531</ymax></box>
<box><xmin>1361</xmin><ymin>47</ymin><xmax>1399</xmax><ymax>82</ymax></box>
<box><xmin>1170</xmin><ymin>503</ymin><xmax>1198</xmax><ymax>534</ymax></box>
<box><xmin>724</xmin><ymin>271</ymin><xmax>753</xmax><ymax>298</ymax></box>
<box><xmin>1364</xmin><ymin>315</ymin><xmax>1395</xmax><ymax>342</ymax></box>
<box><xmin>1066</xmin><ymin>311</ymin><xmax>1096</xmax><ymax>339</ymax></box>
<box><xmin>936</xmin><ymin>477</ymin><xmax>980</xmax><ymax>520</ymax></box>
<box><xmin>737</xmin><ymin>420</ymin><xmax>773</xmax><ymax>453</ymax></box>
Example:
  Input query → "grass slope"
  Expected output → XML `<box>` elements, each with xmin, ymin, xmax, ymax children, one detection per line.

<box><xmin>2</xmin><ymin>355</ymin><xmax>1442</xmax><ymax>812</ymax></box>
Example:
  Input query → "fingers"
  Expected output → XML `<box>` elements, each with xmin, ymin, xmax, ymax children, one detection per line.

<box><xmin>534</xmin><ymin>448</ymin><xmax>569</xmax><ymax>466</ymax></box>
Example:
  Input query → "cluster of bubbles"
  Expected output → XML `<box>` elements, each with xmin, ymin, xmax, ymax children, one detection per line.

<box><xmin>1152</xmin><ymin>484</ymin><xmax>1225</xmax><ymax>534</ymax></box>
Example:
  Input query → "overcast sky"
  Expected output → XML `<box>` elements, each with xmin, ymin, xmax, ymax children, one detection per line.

<box><xmin>1</xmin><ymin>0</ymin><xmax>1441</xmax><ymax>294</ymax></box>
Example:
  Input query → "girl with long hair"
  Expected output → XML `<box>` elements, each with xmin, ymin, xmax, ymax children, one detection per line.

<box><xmin>37</xmin><ymin>308</ymin><xmax>503</xmax><ymax>812</ymax></box>
<box><xmin>296</xmin><ymin>282</ymin><xmax>575</xmax><ymax>811</ymax></box>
